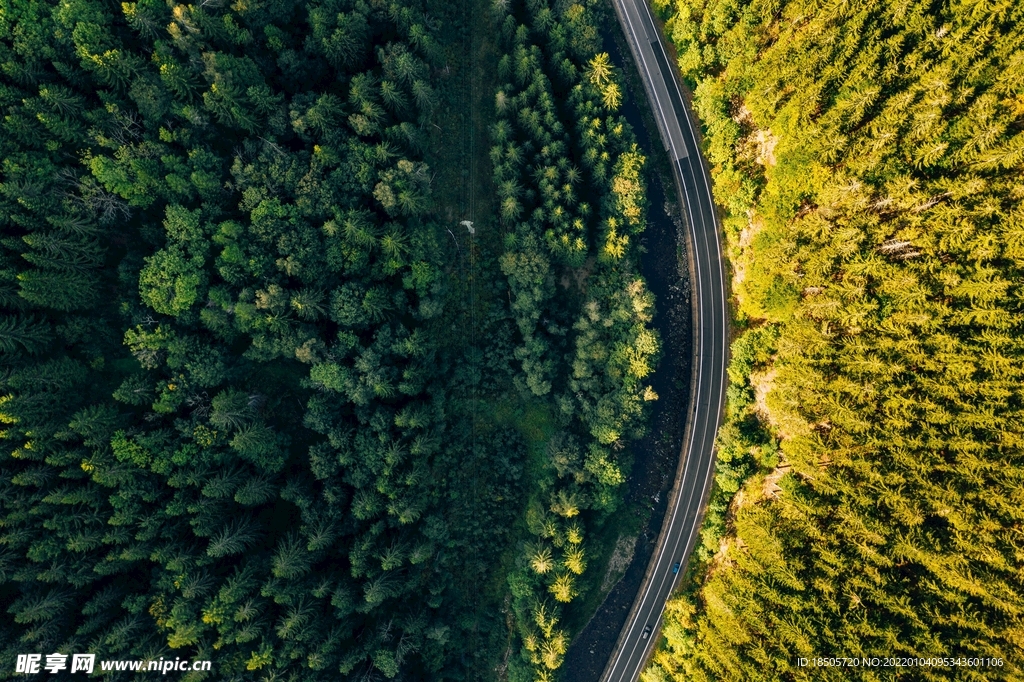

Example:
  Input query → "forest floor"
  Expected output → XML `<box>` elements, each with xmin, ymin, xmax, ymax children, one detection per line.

<box><xmin>425</xmin><ymin>0</ymin><xmax>521</xmax><ymax>673</ymax></box>
<box><xmin>559</xmin><ymin>22</ymin><xmax>696</xmax><ymax>682</ymax></box>
<box><xmin>428</xmin><ymin>0</ymin><xmax>497</xmax><ymax>252</ymax></box>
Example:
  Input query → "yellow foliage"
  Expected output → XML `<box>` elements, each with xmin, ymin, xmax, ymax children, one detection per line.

<box><xmin>533</xmin><ymin>601</ymin><xmax>556</xmax><ymax>638</ymax></box>
<box><xmin>148</xmin><ymin>596</ymin><xmax>168</xmax><ymax>628</ymax></box>
<box><xmin>601</xmin><ymin>217</ymin><xmax>629</xmax><ymax>260</ymax></box>
<box><xmin>540</xmin><ymin>631</ymin><xmax>567</xmax><ymax>669</ymax></box>
<box><xmin>611</xmin><ymin>148</ymin><xmax>646</xmax><ymax>231</ymax></box>
<box><xmin>245</xmin><ymin>647</ymin><xmax>272</xmax><ymax>671</ymax></box>
<box><xmin>550</xmin><ymin>489</ymin><xmax>580</xmax><ymax>518</ymax></box>
<box><xmin>562</xmin><ymin>546</ymin><xmax>586</xmax><ymax>575</ymax></box>
<box><xmin>602</xmin><ymin>82</ymin><xmax>622</xmax><ymax>110</ymax></box>
<box><xmin>548</xmin><ymin>572</ymin><xmax>577</xmax><ymax>602</ymax></box>
<box><xmin>587</xmin><ymin>53</ymin><xmax>612</xmax><ymax>86</ymax></box>
<box><xmin>530</xmin><ymin>546</ymin><xmax>554</xmax><ymax>575</ymax></box>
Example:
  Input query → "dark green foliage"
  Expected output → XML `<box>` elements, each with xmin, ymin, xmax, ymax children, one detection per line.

<box><xmin>0</xmin><ymin>0</ymin><xmax>528</xmax><ymax>678</ymax></box>
<box><xmin>0</xmin><ymin>0</ymin><xmax>658</xmax><ymax>679</ymax></box>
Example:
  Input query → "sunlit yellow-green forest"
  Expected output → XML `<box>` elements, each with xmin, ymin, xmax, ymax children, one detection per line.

<box><xmin>645</xmin><ymin>0</ymin><xmax>1024</xmax><ymax>679</ymax></box>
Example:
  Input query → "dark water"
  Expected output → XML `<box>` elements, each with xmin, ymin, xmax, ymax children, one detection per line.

<box><xmin>560</xmin><ymin>24</ymin><xmax>695</xmax><ymax>682</ymax></box>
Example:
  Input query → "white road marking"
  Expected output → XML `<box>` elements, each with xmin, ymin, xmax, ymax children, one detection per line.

<box><xmin>600</xmin><ymin>0</ymin><xmax>730</xmax><ymax>680</ymax></box>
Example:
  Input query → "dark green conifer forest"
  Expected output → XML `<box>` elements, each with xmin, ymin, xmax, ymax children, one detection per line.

<box><xmin>646</xmin><ymin>0</ymin><xmax>1024</xmax><ymax>679</ymax></box>
<box><xmin>0</xmin><ymin>0</ymin><xmax>657</xmax><ymax>680</ymax></box>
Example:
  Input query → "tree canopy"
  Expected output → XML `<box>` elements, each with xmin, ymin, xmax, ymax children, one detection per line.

<box><xmin>645</xmin><ymin>0</ymin><xmax>1024</xmax><ymax>679</ymax></box>
<box><xmin>0</xmin><ymin>0</ymin><xmax>657</xmax><ymax>679</ymax></box>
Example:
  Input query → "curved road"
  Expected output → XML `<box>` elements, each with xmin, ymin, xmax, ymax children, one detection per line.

<box><xmin>599</xmin><ymin>1</ymin><xmax>728</xmax><ymax>680</ymax></box>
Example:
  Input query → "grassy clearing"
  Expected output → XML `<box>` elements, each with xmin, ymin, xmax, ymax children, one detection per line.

<box><xmin>492</xmin><ymin>399</ymin><xmax>558</xmax><ymax>480</ymax></box>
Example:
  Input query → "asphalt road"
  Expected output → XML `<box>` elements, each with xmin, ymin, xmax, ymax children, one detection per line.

<box><xmin>599</xmin><ymin>0</ymin><xmax>728</xmax><ymax>680</ymax></box>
